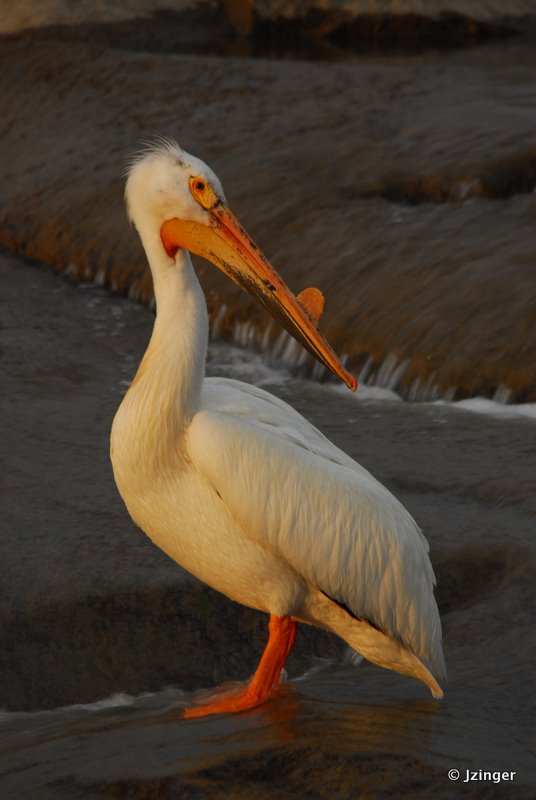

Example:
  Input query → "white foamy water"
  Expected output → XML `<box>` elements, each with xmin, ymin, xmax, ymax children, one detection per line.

<box><xmin>220</xmin><ymin>321</ymin><xmax>536</xmax><ymax>418</ymax></box>
<box><xmin>0</xmin><ymin>686</ymin><xmax>188</xmax><ymax>726</ymax></box>
<box><xmin>333</xmin><ymin>380</ymin><xmax>536</xmax><ymax>421</ymax></box>
<box><xmin>0</xmin><ymin>659</ymin><xmax>364</xmax><ymax>723</ymax></box>
<box><xmin>207</xmin><ymin>336</ymin><xmax>536</xmax><ymax>422</ymax></box>
<box><xmin>206</xmin><ymin>339</ymin><xmax>293</xmax><ymax>388</ymax></box>
<box><xmin>440</xmin><ymin>396</ymin><xmax>536</xmax><ymax>421</ymax></box>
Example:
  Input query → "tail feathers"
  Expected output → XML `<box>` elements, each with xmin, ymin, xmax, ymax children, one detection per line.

<box><xmin>346</xmin><ymin>619</ymin><xmax>445</xmax><ymax>698</ymax></box>
<box><xmin>301</xmin><ymin>590</ymin><xmax>445</xmax><ymax>698</ymax></box>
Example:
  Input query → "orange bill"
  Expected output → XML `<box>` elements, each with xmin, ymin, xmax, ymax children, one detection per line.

<box><xmin>297</xmin><ymin>287</ymin><xmax>324</xmax><ymax>325</ymax></box>
<box><xmin>161</xmin><ymin>205</ymin><xmax>357</xmax><ymax>391</ymax></box>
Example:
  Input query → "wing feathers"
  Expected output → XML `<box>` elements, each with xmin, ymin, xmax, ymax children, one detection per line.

<box><xmin>188</xmin><ymin>378</ymin><xmax>445</xmax><ymax>679</ymax></box>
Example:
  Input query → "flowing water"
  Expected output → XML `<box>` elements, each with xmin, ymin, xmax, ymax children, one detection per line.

<box><xmin>2</xmin><ymin>21</ymin><xmax>536</xmax><ymax>401</ymax></box>
<box><xmin>1</xmin><ymin>250</ymin><xmax>535</xmax><ymax>798</ymax></box>
<box><xmin>1</xmin><ymin>5</ymin><xmax>536</xmax><ymax>797</ymax></box>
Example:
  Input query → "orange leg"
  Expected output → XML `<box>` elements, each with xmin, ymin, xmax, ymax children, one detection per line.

<box><xmin>184</xmin><ymin>615</ymin><xmax>297</xmax><ymax>719</ymax></box>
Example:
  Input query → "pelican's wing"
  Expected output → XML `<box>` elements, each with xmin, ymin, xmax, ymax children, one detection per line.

<box><xmin>200</xmin><ymin>377</ymin><xmax>368</xmax><ymax>472</ymax></box>
<box><xmin>188</xmin><ymin>377</ymin><xmax>445</xmax><ymax>679</ymax></box>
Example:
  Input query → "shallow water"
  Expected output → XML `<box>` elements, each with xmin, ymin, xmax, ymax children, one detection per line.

<box><xmin>1</xmin><ymin>667</ymin><xmax>534</xmax><ymax>799</ymax></box>
<box><xmin>1</xmin><ymin>251</ymin><xmax>535</xmax><ymax>798</ymax></box>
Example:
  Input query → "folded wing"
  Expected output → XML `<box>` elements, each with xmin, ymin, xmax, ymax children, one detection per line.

<box><xmin>187</xmin><ymin>377</ymin><xmax>445</xmax><ymax>679</ymax></box>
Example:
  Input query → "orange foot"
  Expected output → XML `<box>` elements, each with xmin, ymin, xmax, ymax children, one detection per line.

<box><xmin>183</xmin><ymin>615</ymin><xmax>297</xmax><ymax>719</ymax></box>
<box><xmin>184</xmin><ymin>684</ymin><xmax>265</xmax><ymax>718</ymax></box>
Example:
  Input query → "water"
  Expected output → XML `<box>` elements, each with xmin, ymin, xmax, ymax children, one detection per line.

<box><xmin>2</xmin><ymin>23</ymin><xmax>536</xmax><ymax>402</ymax></box>
<box><xmin>1</xmin><ymin>252</ymin><xmax>535</xmax><ymax>798</ymax></box>
<box><xmin>1</xmin><ymin>7</ymin><xmax>536</xmax><ymax>796</ymax></box>
<box><xmin>211</xmin><ymin>327</ymin><xmax>536</xmax><ymax>417</ymax></box>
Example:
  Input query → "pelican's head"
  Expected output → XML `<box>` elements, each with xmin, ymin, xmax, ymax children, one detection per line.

<box><xmin>126</xmin><ymin>139</ymin><xmax>356</xmax><ymax>391</ymax></box>
<box><xmin>126</xmin><ymin>140</ymin><xmax>225</xmax><ymax>237</ymax></box>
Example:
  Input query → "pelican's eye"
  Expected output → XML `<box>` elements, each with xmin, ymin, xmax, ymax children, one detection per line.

<box><xmin>189</xmin><ymin>176</ymin><xmax>220</xmax><ymax>210</ymax></box>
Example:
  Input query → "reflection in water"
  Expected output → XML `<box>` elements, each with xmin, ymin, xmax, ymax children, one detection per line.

<box><xmin>1</xmin><ymin>565</ymin><xmax>534</xmax><ymax>794</ymax></box>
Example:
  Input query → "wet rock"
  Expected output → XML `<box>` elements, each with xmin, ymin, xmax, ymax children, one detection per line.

<box><xmin>1</xmin><ymin>18</ymin><xmax>536</xmax><ymax>402</ymax></box>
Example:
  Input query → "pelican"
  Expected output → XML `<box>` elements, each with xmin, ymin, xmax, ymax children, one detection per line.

<box><xmin>111</xmin><ymin>140</ymin><xmax>446</xmax><ymax>717</ymax></box>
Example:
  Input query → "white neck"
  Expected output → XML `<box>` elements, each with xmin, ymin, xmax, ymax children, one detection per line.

<box><xmin>129</xmin><ymin>227</ymin><xmax>208</xmax><ymax>430</ymax></box>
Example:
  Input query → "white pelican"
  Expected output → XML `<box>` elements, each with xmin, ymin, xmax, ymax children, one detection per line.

<box><xmin>111</xmin><ymin>141</ymin><xmax>446</xmax><ymax>717</ymax></box>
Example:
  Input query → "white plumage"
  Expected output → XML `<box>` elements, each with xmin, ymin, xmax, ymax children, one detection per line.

<box><xmin>111</xmin><ymin>141</ymin><xmax>445</xmax><ymax>716</ymax></box>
